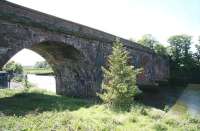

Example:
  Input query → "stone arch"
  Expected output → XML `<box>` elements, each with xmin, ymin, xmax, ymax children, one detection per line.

<box><xmin>1</xmin><ymin>39</ymin><xmax>96</xmax><ymax>98</ymax></box>
<box><xmin>30</xmin><ymin>41</ymin><xmax>94</xmax><ymax>97</ymax></box>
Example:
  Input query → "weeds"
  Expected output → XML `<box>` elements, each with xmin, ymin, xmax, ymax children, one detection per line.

<box><xmin>0</xmin><ymin>88</ymin><xmax>199</xmax><ymax>131</ymax></box>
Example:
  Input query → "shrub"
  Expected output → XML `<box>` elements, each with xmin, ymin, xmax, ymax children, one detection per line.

<box><xmin>3</xmin><ymin>61</ymin><xmax>23</xmax><ymax>74</ymax></box>
<box><xmin>152</xmin><ymin>123</ymin><xmax>168</xmax><ymax>131</ymax></box>
<box><xmin>98</xmin><ymin>38</ymin><xmax>142</xmax><ymax>106</ymax></box>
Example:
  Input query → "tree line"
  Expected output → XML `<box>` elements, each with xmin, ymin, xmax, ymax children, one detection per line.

<box><xmin>2</xmin><ymin>60</ymin><xmax>51</xmax><ymax>74</ymax></box>
<box><xmin>3</xmin><ymin>34</ymin><xmax>200</xmax><ymax>85</ymax></box>
<box><xmin>137</xmin><ymin>34</ymin><xmax>200</xmax><ymax>85</ymax></box>
<box><xmin>99</xmin><ymin>36</ymin><xmax>200</xmax><ymax>107</ymax></box>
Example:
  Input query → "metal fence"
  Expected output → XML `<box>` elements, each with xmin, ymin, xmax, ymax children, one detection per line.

<box><xmin>0</xmin><ymin>71</ymin><xmax>9</xmax><ymax>88</ymax></box>
<box><xmin>0</xmin><ymin>72</ymin><xmax>28</xmax><ymax>89</ymax></box>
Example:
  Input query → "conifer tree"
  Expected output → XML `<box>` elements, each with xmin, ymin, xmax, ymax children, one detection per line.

<box><xmin>98</xmin><ymin>38</ymin><xmax>141</xmax><ymax>106</ymax></box>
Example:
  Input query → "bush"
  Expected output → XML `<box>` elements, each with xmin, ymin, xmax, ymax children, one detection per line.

<box><xmin>12</xmin><ymin>76</ymin><xmax>23</xmax><ymax>82</ymax></box>
<box><xmin>152</xmin><ymin>123</ymin><xmax>168</xmax><ymax>131</ymax></box>
<box><xmin>98</xmin><ymin>38</ymin><xmax>142</xmax><ymax>106</ymax></box>
<box><xmin>34</xmin><ymin>61</ymin><xmax>50</xmax><ymax>68</ymax></box>
<box><xmin>3</xmin><ymin>61</ymin><xmax>23</xmax><ymax>74</ymax></box>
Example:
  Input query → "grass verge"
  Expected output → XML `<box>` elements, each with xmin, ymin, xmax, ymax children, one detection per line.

<box><xmin>0</xmin><ymin>88</ymin><xmax>199</xmax><ymax>131</ymax></box>
<box><xmin>23</xmin><ymin>67</ymin><xmax>54</xmax><ymax>75</ymax></box>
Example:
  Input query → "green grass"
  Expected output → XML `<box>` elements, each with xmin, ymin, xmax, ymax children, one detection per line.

<box><xmin>0</xmin><ymin>88</ymin><xmax>199</xmax><ymax>131</ymax></box>
<box><xmin>23</xmin><ymin>67</ymin><xmax>54</xmax><ymax>75</ymax></box>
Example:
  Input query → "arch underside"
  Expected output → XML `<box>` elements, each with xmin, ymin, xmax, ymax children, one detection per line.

<box><xmin>31</xmin><ymin>42</ymin><xmax>96</xmax><ymax>97</ymax></box>
<box><xmin>0</xmin><ymin>41</ymin><xmax>97</xmax><ymax>98</ymax></box>
<box><xmin>0</xmin><ymin>20</ymin><xmax>100</xmax><ymax>97</ymax></box>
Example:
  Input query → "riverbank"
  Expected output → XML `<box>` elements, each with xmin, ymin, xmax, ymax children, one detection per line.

<box><xmin>23</xmin><ymin>67</ymin><xmax>54</xmax><ymax>75</ymax></box>
<box><xmin>169</xmin><ymin>84</ymin><xmax>200</xmax><ymax>118</ymax></box>
<box><xmin>138</xmin><ymin>85</ymin><xmax>186</xmax><ymax>110</ymax></box>
<box><xmin>27</xmin><ymin>74</ymin><xmax>56</xmax><ymax>92</ymax></box>
<box><xmin>0</xmin><ymin>88</ymin><xmax>199</xmax><ymax>130</ymax></box>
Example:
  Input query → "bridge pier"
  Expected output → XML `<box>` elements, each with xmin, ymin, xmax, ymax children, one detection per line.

<box><xmin>54</xmin><ymin>61</ymin><xmax>97</xmax><ymax>97</ymax></box>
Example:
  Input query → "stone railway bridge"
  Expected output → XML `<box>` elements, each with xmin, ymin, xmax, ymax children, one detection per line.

<box><xmin>0</xmin><ymin>1</ymin><xmax>169</xmax><ymax>97</ymax></box>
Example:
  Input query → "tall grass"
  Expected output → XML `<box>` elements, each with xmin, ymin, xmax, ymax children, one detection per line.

<box><xmin>23</xmin><ymin>67</ymin><xmax>54</xmax><ymax>75</ymax></box>
<box><xmin>0</xmin><ymin>88</ymin><xmax>199</xmax><ymax>131</ymax></box>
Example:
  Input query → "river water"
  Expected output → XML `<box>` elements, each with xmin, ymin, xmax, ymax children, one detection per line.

<box><xmin>169</xmin><ymin>84</ymin><xmax>200</xmax><ymax>117</ymax></box>
<box><xmin>27</xmin><ymin>74</ymin><xmax>200</xmax><ymax>117</ymax></box>
<box><xmin>27</xmin><ymin>74</ymin><xmax>56</xmax><ymax>93</ymax></box>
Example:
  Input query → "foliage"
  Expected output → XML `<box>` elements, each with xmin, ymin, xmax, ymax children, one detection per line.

<box><xmin>11</xmin><ymin>75</ymin><xmax>23</xmax><ymax>82</ymax></box>
<box><xmin>0</xmin><ymin>88</ymin><xmax>199</xmax><ymax>131</ymax></box>
<box><xmin>188</xmin><ymin>36</ymin><xmax>200</xmax><ymax>83</ymax></box>
<box><xmin>193</xmin><ymin>36</ymin><xmax>200</xmax><ymax>64</ymax></box>
<box><xmin>193</xmin><ymin>44</ymin><xmax>200</xmax><ymax>63</ymax></box>
<box><xmin>26</xmin><ymin>61</ymin><xmax>53</xmax><ymax>75</ymax></box>
<box><xmin>2</xmin><ymin>61</ymin><xmax>23</xmax><ymax>74</ymax></box>
<box><xmin>137</xmin><ymin>34</ymin><xmax>169</xmax><ymax>57</ymax></box>
<box><xmin>136</xmin><ymin>34</ymin><xmax>200</xmax><ymax>84</ymax></box>
<box><xmin>98</xmin><ymin>38</ymin><xmax>141</xmax><ymax>106</ymax></box>
<box><xmin>129</xmin><ymin>38</ymin><xmax>136</xmax><ymax>42</ymax></box>
<box><xmin>34</xmin><ymin>61</ymin><xmax>50</xmax><ymax>68</ymax></box>
<box><xmin>137</xmin><ymin>34</ymin><xmax>158</xmax><ymax>50</ymax></box>
<box><xmin>167</xmin><ymin>34</ymin><xmax>199</xmax><ymax>84</ymax></box>
<box><xmin>168</xmin><ymin>34</ymin><xmax>192</xmax><ymax>68</ymax></box>
<box><xmin>154</xmin><ymin>43</ymin><xmax>169</xmax><ymax>56</ymax></box>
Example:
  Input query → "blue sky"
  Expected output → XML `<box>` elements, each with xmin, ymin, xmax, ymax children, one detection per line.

<box><xmin>7</xmin><ymin>0</ymin><xmax>200</xmax><ymax>66</ymax></box>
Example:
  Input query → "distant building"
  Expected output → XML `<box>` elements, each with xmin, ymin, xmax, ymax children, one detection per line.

<box><xmin>0</xmin><ymin>71</ymin><xmax>9</xmax><ymax>88</ymax></box>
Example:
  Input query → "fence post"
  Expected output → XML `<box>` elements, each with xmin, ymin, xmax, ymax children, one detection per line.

<box><xmin>0</xmin><ymin>71</ymin><xmax>9</xmax><ymax>88</ymax></box>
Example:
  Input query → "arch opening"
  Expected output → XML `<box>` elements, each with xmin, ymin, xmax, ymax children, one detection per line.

<box><xmin>0</xmin><ymin>41</ymin><xmax>95</xmax><ymax>97</ymax></box>
<box><xmin>31</xmin><ymin>42</ymin><xmax>93</xmax><ymax>97</ymax></box>
<box><xmin>1</xmin><ymin>48</ymin><xmax>56</xmax><ymax>92</ymax></box>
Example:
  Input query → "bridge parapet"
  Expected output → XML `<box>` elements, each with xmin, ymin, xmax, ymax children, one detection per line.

<box><xmin>0</xmin><ymin>0</ymin><xmax>153</xmax><ymax>53</ymax></box>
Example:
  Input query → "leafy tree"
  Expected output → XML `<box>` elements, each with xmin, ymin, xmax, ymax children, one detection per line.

<box><xmin>98</xmin><ymin>38</ymin><xmax>141</xmax><ymax>106</ymax></box>
<box><xmin>137</xmin><ymin>34</ymin><xmax>158</xmax><ymax>49</ymax></box>
<box><xmin>168</xmin><ymin>34</ymin><xmax>192</xmax><ymax>69</ymax></box>
<box><xmin>167</xmin><ymin>35</ymin><xmax>194</xmax><ymax>84</ymax></box>
<box><xmin>137</xmin><ymin>34</ymin><xmax>169</xmax><ymax>56</ymax></box>
<box><xmin>129</xmin><ymin>38</ymin><xmax>136</xmax><ymax>42</ymax></box>
<box><xmin>194</xmin><ymin>36</ymin><xmax>200</xmax><ymax>63</ymax></box>
<box><xmin>34</xmin><ymin>61</ymin><xmax>50</xmax><ymax>68</ymax></box>
<box><xmin>154</xmin><ymin>44</ymin><xmax>169</xmax><ymax>56</ymax></box>
<box><xmin>3</xmin><ymin>61</ymin><xmax>23</xmax><ymax>74</ymax></box>
<box><xmin>190</xmin><ymin>36</ymin><xmax>200</xmax><ymax>83</ymax></box>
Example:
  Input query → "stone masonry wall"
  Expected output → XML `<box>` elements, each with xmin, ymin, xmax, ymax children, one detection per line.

<box><xmin>0</xmin><ymin>1</ymin><xmax>169</xmax><ymax>97</ymax></box>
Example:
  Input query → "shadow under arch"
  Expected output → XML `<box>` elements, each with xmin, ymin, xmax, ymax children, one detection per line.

<box><xmin>0</xmin><ymin>91</ymin><xmax>94</xmax><ymax>116</ymax></box>
<box><xmin>29</xmin><ymin>41</ymin><xmax>95</xmax><ymax>98</ymax></box>
<box><xmin>30</xmin><ymin>41</ymin><xmax>85</xmax><ymax>71</ymax></box>
<box><xmin>1</xmin><ymin>40</ymin><xmax>96</xmax><ymax>98</ymax></box>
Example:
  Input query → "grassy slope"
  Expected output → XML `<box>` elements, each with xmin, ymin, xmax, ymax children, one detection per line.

<box><xmin>0</xmin><ymin>88</ymin><xmax>199</xmax><ymax>131</ymax></box>
<box><xmin>23</xmin><ymin>67</ymin><xmax>54</xmax><ymax>75</ymax></box>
